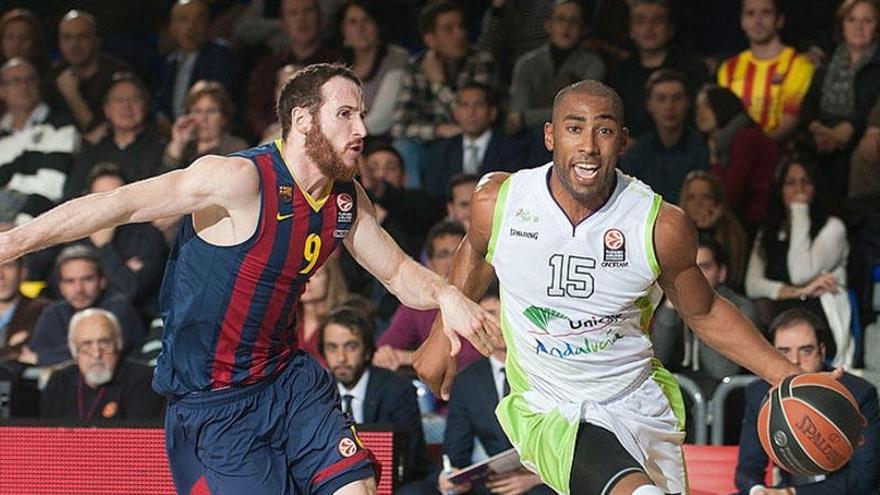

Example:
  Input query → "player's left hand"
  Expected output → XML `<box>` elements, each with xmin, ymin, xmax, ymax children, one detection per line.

<box><xmin>485</xmin><ymin>468</ymin><xmax>542</xmax><ymax>495</ymax></box>
<box><xmin>437</xmin><ymin>286</ymin><xmax>502</xmax><ymax>357</ymax></box>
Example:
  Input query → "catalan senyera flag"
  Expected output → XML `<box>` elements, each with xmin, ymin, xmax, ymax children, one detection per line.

<box><xmin>717</xmin><ymin>46</ymin><xmax>815</xmax><ymax>134</ymax></box>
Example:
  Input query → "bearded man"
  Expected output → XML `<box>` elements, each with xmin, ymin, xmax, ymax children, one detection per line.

<box><xmin>0</xmin><ymin>63</ymin><xmax>501</xmax><ymax>495</ymax></box>
<box><xmin>40</xmin><ymin>308</ymin><xmax>163</xmax><ymax>419</ymax></box>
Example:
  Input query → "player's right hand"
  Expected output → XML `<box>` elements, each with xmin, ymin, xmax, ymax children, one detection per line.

<box><xmin>413</xmin><ymin>334</ymin><xmax>458</xmax><ymax>401</ymax></box>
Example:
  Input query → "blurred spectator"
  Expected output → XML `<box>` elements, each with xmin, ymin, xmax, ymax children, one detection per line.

<box><xmin>507</xmin><ymin>0</ymin><xmax>604</xmax><ymax>134</ymax></box>
<box><xmin>477</xmin><ymin>0</ymin><xmax>552</xmax><ymax>85</ymax></box>
<box><xmin>607</xmin><ymin>0</ymin><xmax>708</xmax><ymax>139</ymax></box>
<box><xmin>797</xmin><ymin>0</ymin><xmax>880</xmax><ymax>198</ymax></box>
<box><xmin>45</xmin><ymin>10</ymin><xmax>130</xmax><ymax>136</ymax></box>
<box><xmin>0</xmin><ymin>8</ymin><xmax>47</xmax><ymax>74</ymax></box>
<box><xmin>28</xmin><ymin>245</ymin><xmax>146</xmax><ymax>366</ymax></box>
<box><xmin>439</xmin><ymin>288</ymin><xmax>553</xmax><ymax>495</ymax></box>
<box><xmin>297</xmin><ymin>255</ymin><xmax>349</xmax><ymax>366</ymax></box>
<box><xmin>359</xmin><ymin>144</ymin><xmax>445</xmax><ymax>257</ymax></box>
<box><xmin>72</xmin><ymin>165</ymin><xmax>167</xmax><ymax>316</ymax></box>
<box><xmin>620</xmin><ymin>68</ymin><xmax>709</xmax><ymax>204</ymax></box>
<box><xmin>319</xmin><ymin>305</ymin><xmax>429</xmax><ymax>484</ymax></box>
<box><xmin>64</xmin><ymin>73</ymin><xmax>165</xmax><ymax>200</ymax></box>
<box><xmin>390</xmin><ymin>1</ymin><xmax>497</xmax><ymax>187</ymax></box>
<box><xmin>695</xmin><ymin>84</ymin><xmax>778</xmax><ymax>233</ymax></box>
<box><xmin>717</xmin><ymin>0</ymin><xmax>814</xmax><ymax>144</ymax></box>
<box><xmin>446</xmin><ymin>173</ymin><xmax>479</xmax><ymax>231</ymax></box>
<box><xmin>155</xmin><ymin>0</ymin><xmax>238</xmax><ymax>125</ymax></box>
<box><xmin>849</xmin><ymin>94</ymin><xmax>880</xmax><ymax>197</ymax></box>
<box><xmin>424</xmin><ymin>82</ymin><xmax>523</xmax><ymax>200</ymax></box>
<box><xmin>163</xmin><ymin>80</ymin><xmax>248</xmax><ymax>169</ymax></box>
<box><xmin>678</xmin><ymin>171</ymin><xmax>749</xmax><ymax>289</ymax></box>
<box><xmin>0</xmin><ymin>58</ymin><xmax>79</xmax><ymax>224</ymax></box>
<box><xmin>40</xmin><ymin>308</ymin><xmax>163</xmax><ymax>420</ymax></box>
<box><xmin>735</xmin><ymin>308</ymin><xmax>878</xmax><ymax>494</ymax></box>
<box><xmin>652</xmin><ymin>237</ymin><xmax>754</xmax><ymax>391</ymax></box>
<box><xmin>745</xmin><ymin>155</ymin><xmax>853</xmax><ymax>366</ymax></box>
<box><xmin>0</xmin><ymin>256</ymin><xmax>50</xmax><ymax>363</ymax></box>
<box><xmin>336</xmin><ymin>1</ymin><xmax>408</xmax><ymax>136</ymax></box>
<box><xmin>374</xmin><ymin>220</ymin><xmax>481</xmax><ymax>372</ymax></box>
<box><xmin>246</xmin><ymin>0</ymin><xmax>340</xmax><ymax>138</ymax></box>
<box><xmin>261</xmin><ymin>63</ymin><xmax>302</xmax><ymax>144</ymax></box>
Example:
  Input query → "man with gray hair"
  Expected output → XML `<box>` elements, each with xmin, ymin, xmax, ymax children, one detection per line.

<box><xmin>40</xmin><ymin>308</ymin><xmax>162</xmax><ymax>419</ymax></box>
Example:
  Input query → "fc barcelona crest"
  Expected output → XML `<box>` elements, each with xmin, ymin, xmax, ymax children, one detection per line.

<box><xmin>278</xmin><ymin>185</ymin><xmax>293</xmax><ymax>203</ymax></box>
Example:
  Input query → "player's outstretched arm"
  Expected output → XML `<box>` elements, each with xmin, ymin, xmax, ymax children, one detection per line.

<box><xmin>412</xmin><ymin>172</ymin><xmax>507</xmax><ymax>399</ymax></box>
<box><xmin>344</xmin><ymin>181</ymin><xmax>503</xmax><ymax>358</ymax></box>
<box><xmin>0</xmin><ymin>155</ymin><xmax>259</xmax><ymax>263</ymax></box>
<box><xmin>654</xmin><ymin>203</ymin><xmax>801</xmax><ymax>385</ymax></box>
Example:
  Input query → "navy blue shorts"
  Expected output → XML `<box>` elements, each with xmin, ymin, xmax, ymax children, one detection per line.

<box><xmin>165</xmin><ymin>351</ymin><xmax>374</xmax><ymax>494</ymax></box>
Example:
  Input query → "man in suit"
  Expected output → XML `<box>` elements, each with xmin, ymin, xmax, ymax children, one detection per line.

<box><xmin>439</xmin><ymin>289</ymin><xmax>553</xmax><ymax>495</ymax></box>
<box><xmin>735</xmin><ymin>308</ymin><xmax>879</xmax><ymax>494</ymax></box>
<box><xmin>423</xmin><ymin>82</ymin><xmax>523</xmax><ymax>200</ymax></box>
<box><xmin>155</xmin><ymin>0</ymin><xmax>237</xmax><ymax>125</ymax></box>
<box><xmin>320</xmin><ymin>305</ymin><xmax>429</xmax><ymax>486</ymax></box>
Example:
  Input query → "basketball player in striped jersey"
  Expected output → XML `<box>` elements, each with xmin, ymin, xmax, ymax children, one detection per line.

<box><xmin>413</xmin><ymin>80</ymin><xmax>843</xmax><ymax>495</ymax></box>
<box><xmin>0</xmin><ymin>64</ymin><xmax>502</xmax><ymax>495</ymax></box>
<box><xmin>717</xmin><ymin>0</ymin><xmax>814</xmax><ymax>143</ymax></box>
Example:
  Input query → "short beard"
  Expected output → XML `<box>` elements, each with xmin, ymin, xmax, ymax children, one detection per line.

<box><xmin>305</xmin><ymin>118</ymin><xmax>358</xmax><ymax>182</ymax></box>
<box><xmin>83</xmin><ymin>364</ymin><xmax>114</xmax><ymax>387</ymax></box>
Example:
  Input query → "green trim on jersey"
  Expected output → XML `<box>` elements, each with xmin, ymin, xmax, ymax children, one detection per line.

<box><xmin>650</xmin><ymin>358</ymin><xmax>686</xmax><ymax>432</ymax></box>
<box><xmin>644</xmin><ymin>193</ymin><xmax>663</xmax><ymax>279</ymax></box>
<box><xmin>635</xmin><ymin>295</ymin><xmax>656</xmax><ymax>335</ymax></box>
<box><xmin>495</xmin><ymin>307</ymin><xmax>578</xmax><ymax>495</ymax></box>
<box><xmin>486</xmin><ymin>177</ymin><xmax>512</xmax><ymax>264</ymax></box>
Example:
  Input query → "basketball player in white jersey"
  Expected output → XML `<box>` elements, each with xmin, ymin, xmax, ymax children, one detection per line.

<box><xmin>412</xmin><ymin>80</ymin><xmax>831</xmax><ymax>495</ymax></box>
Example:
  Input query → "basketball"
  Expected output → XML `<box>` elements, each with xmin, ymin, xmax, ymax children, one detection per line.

<box><xmin>757</xmin><ymin>373</ymin><xmax>866</xmax><ymax>476</ymax></box>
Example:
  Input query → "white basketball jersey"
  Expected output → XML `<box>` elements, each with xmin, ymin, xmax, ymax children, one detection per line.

<box><xmin>488</xmin><ymin>164</ymin><xmax>663</xmax><ymax>408</ymax></box>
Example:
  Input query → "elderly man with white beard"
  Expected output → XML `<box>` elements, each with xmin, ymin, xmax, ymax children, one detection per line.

<box><xmin>40</xmin><ymin>308</ymin><xmax>163</xmax><ymax>420</ymax></box>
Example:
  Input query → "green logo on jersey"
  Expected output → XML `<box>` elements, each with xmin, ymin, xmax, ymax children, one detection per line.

<box><xmin>514</xmin><ymin>207</ymin><xmax>540</xmax><ymax>223</ymax></box>
<box><xmin>523</xmin><ymin>305</ymin><xmax>570</xmax><ymax>331</ymax></box>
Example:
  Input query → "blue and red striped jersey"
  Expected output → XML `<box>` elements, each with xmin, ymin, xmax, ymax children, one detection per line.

<box><xmin>153</xmin><ymin>142</ymin><xmax>357</xmax><ymax>396</ymax></box>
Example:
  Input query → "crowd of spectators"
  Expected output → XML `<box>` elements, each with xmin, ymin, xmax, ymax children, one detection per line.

<box><xmin>0</xmin><ymin>0</ymin><xmax>878</xmax><ymax>493</ymax></box>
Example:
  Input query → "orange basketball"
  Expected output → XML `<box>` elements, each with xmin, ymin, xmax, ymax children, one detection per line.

<box><xmin>757</xmin><ymin>373</ymin><xmax>866</xmax><ymax>476</ymax></box>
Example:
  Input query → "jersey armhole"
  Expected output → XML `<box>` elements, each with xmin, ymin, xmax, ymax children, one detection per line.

<box><xmin>485</xmin><ymin>176</ymin><xmax>512</xmax><ymax>264</ymax></box>
<box><xmin>644</xmin><ymin>193</ymin><xmax>662</xmax><ymax>279</ymax></box>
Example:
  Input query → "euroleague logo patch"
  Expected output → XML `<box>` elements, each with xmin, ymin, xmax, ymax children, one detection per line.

<box><xmin>337</xmin><ymin>193</ymin><xmax>354</xmax><ymax>212</ymax></box>
<box><xmin>602</xmin><ymin>228</ymin><xmax>628</xmax><ymax>267</ymax></box>
<box><xmin>338</xmin><ymin>437</ymin><xmax>358</xmax><ymax>458</ymax></box>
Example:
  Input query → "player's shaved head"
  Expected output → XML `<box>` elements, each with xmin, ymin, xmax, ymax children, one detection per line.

<box><xmin>552</xmin><ymin>80</ymin><xmax>625</xmax><ymax>123</ymax></box>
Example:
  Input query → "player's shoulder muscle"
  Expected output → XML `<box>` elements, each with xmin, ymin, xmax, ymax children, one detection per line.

<box><xmin>470</xmin><ymin>172</ymin><xmax>511</xmax><ymax>255</ymax></box>
<box><xmin>654</xmin><ymin>202</ymin><xmax>698</xmax><ymax>281</ymax></box>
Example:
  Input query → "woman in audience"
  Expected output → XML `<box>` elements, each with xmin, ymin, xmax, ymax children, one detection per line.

<box><xmin>679</xmin><ymin>170</ymin><xmax>749</xmax><ymax>289</ymax></box>
<box><xmin>798</xmin><ymin>0</ymin><xmax>880</xmax><ymax>197</ymax></box>
<box><xmin>745</xmin><ymin>154</ymin><xmax>853</xmax><ymax>366</ymax></box>
<box><xmin>336</xmin><ymin>0</ymin><xmax>409</xmax><ymax>136</ymax></box>
<box><xmin>163</xmin><ymin>80</ymin><xmax>248</xmax><ymax>169</ymax></box>
<box><xmin>297</xmin><ymin>256</ymin><xmax>350</xmax><ymax>366</ymax></box>
<box><xmin>0</xmin><ymin>8</ymin><xmax>47</xmax><ymax>73</ymax></box>
<box><xmin>695</xmin><ymin>84</ymin><xmax>779</xmax><ymax>236</ymax></box>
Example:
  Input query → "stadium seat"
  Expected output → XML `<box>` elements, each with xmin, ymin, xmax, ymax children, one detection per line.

<box><xmin>682</xmin><ymin>444</ymin><xmax>739</xmax><ymax>495</ymax></box>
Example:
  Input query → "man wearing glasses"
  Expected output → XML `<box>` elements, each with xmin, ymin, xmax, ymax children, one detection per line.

<box><xmin>40</xmin><ymin>307</ymin><xmax>162</xmax><ymax>420</ymax></box>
